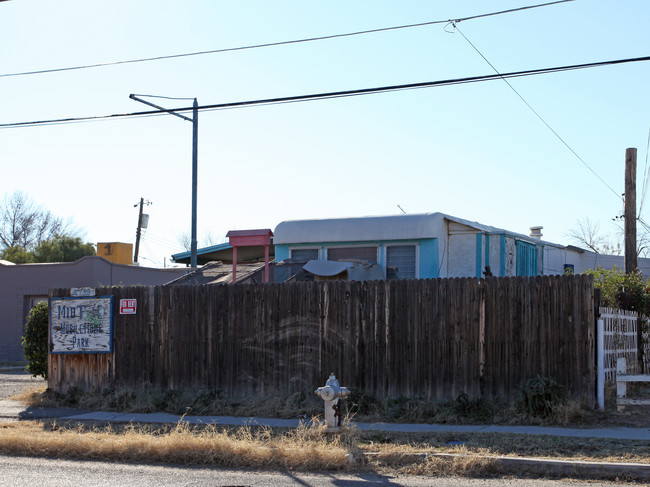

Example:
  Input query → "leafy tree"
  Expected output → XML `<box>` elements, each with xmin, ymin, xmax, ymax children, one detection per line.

<box><xmin>0</xmin><ymin>235</ymin><xmax>95</xmax><ymax>263</ymax></box>
<box><xmin>0</xmin><ymin>191</ymin><xmax>76</xmax><ymax>252</ymax></box>
<box><xmin>0</xmin><ymin>245</ymin><xmax>36</xmax><ymax>264</ymax></box>
<box><xmin>33</xmin><ymin>235</ymin><xmax>95</xmax><ymax>263</ymax></box>
<box><xmin>585</xmin><ymin>266</ymin><xmax>650</xmax><ymax>314</ymax></box>
<box><xmin>22</xmin><ymin>301</ymin><xmax>49</xmax><ymax>379</ymax></box>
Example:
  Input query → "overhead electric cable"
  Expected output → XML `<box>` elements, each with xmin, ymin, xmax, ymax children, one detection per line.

<box><xmin>638</xmin><ymin>128</ymin><xmax>650</xmax><ymax>215</ymax></box>
<box><xmin>452</xmin><ymin>24</ymin><xmax>622</xmax><ymax>201</ymax></box>
<box><xmin>0</xmin><ymin>55</ymin><xmax>648</xmax><ymax>130</ymax></box>
<box><xmin>637</xmin><ymin>217</ymin><xmax>650</xmax><ymax>235</ymax></box>
<box><xmin>0</xmin><ymin>0</ymin><xmax>574</xmax><ymax>79</ymax></box>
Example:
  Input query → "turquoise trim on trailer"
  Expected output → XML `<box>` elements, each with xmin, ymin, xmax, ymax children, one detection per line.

<box><xmin>432</xmin><ymin>238</ymin><xmax>439</xmax><ymax>278</ymax></box>
<box><xmin>279</xmin><ymin>238</ymin><xmax>439</xmax><ymax>279</ymax></box>
<box><xmin>419</xmin><ymin>238</ymin><xmax>438</xmax><ymax>278</ymax></box>
<box><xmin>275</xmin><ymin>244</ymin><xmax>290</xmax><ymax>261</ymax></box>
<box><xmin>476</xmin><ymin>233</ymin><xmax>482</xmax><ymax>278</ymax></box>
<box><xmin>485</xmin><ymin>234</ymin><xmax>490</xmax><ymax>268</ymax></box>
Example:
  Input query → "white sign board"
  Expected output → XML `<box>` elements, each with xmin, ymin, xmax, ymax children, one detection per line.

<box><xmin>70</xmin><ymin>287</ymin><xmax>96</xmax><ymax>297</ymax></box>
<box><xmin>50</xmin><ymin>296</ymin><xmax>114</xmax><ymax>354</ymax></box>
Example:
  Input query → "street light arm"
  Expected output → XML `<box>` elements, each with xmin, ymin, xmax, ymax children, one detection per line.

<box><xmin>129</xmin><ymin>92</ymin><xmax>199</xmax><ymax>268</ymax></box>
<box><xmin>129</xmin><ymin>94</ymin><xmax>192</xmax><ymax>122</ymax></box>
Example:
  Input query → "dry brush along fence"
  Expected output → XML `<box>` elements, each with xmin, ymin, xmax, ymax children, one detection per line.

<box><xmin>49</xmin><ymin>274</ymin><xmax>596</xmax><ymax>402</ymax></box>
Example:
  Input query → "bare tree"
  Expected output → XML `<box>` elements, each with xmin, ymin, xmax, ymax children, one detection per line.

<box><xmin>568</xmin><ymin>217</ymin><xmax>606</xmax><ymax>253</ymax></box>
<box><xmin>176</xmin><ymin>230</ymin><xmax>223</xmax><ymax>252</ymax></box>
<box><xmin>567</xmin><ymin>217</ymin><xmax>624</xmax><ymax>255</ymax></box>
<box><xmin>0</xmin><ymin>191</ymin><xmax>75</xmax><ymax>251</ymax></box>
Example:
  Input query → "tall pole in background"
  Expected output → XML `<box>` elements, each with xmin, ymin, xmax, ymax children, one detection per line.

<box><xmin>624</xmin><ymin>147</ymin><xmax>637</xmax><ymax>275</ymax></box>
<box><xmin>191</xmin><ymin>98</ymin><xmax>199</xmax><ymax>268</ymax></box>
<box><xmin>133</xmin><ymin>197</ymin><xmax>152</xmax><ymax>264</ymax></box>
<box><xmin>134</xmin><ymin>197</ymin><xmax>144</xmax><ymax>264</ymax></box>
<box><xmin>130</xmin><ymin>94</ymin><xmax>199</xmax><ymax>268</ymax></box>
<box><xmin>623</xmin><ymin>147</ymin><xmax>644</xmax><ymax>373</ymax></box>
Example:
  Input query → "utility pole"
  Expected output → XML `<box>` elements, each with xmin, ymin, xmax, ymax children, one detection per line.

<box><xmin>130</xmin><ymin>94</ymin><xmax>199</xmax><ymax>268</ymax></box>
<box><xmin>623</xmin><ymin>147</ymin><xmax>643</xmax><ymax>373</ymax></box>
<box><xmin>190</xmin><ymin>98</ymin><xmax>198</xmax><ymax>269</ymax></box>
<box><xmin>133</xmin><ymin>198</ymin><xmax>151</xmax><ymax>264</ymax></box>
<box><xmin>624</xmin><ymin>147</ymin><xmax>637</xmax><ymax>274</ymax></box>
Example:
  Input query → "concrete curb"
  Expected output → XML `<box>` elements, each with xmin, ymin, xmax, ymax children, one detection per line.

<box><xmin>41</xmin><ymin>410</ymin><xmax>650</xmax><ymax>441</ymax></box>
<box><xmin>363</xmin><ymin>452</ymin><xmax>650</xmax><ymax>480</ymax></box>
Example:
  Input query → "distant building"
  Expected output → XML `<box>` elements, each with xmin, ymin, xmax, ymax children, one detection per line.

<box><xmin>96</xmin><ymin>242</ymin><xmax>134</xmax><ymax>265</ymax></box>
<box><xmin>0</xmin><ymin>256</ymin><xmax>185</xmax><ymax>362</ymax></box>
<box><xmin>273</xmin><ymin>212</ymin><xmax>650</xmax><ymax>279</ymax></box>
<box><xmin>172</xmin><ymin>212</ymin><xmax>650</xmax><ymax>283</ymax></box>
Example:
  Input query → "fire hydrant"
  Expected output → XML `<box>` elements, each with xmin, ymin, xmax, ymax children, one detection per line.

<box><xmin>315</xmin><ymin>373</ymin><xmax>350</xmax><ymax>431</ymax></box>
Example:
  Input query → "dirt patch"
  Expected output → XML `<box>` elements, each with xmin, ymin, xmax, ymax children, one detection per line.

<box><xmin>0</xmin><ymin>371</ymin><xmax>44</xmax><ymax>401</ymax></box>
<box><xmin>593</xmin><ymin>406</ymin><xmax>650</xmax><ymax>428</ymax></box>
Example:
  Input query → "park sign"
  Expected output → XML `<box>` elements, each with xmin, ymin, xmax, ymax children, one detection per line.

<box><xmin>50</xmin><ymin>296</ymin><xmax>114</xmax><ymax>354</ymax></box>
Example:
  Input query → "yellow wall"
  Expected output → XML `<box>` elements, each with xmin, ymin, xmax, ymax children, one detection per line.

<box><xmin>96</xmin><ymin>242</ymin><xmax>133</xmax><ymax>265</ymax></box>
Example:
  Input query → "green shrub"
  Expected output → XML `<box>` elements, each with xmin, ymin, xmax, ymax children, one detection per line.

<box><xmin>21</xmin><ymin>301</ymin><xmax>49</xmax><ymax>379</ymax></box>
<box><xmin>585</xmin><ymin>266</ymin><xmax>650</xmax><ymax>314</ymax></box>
<box><xmin>454</xmin><ymin>392</ymin><xmax>496</xmax><ymax>422</ymax></box>
<box><xmin>517</xmin><ymin>376</ymin><xmax>565</xmax><ymax>418</ymax></box>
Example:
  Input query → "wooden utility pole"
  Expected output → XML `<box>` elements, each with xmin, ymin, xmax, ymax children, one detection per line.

<box><xmin>624</xmin><ymin>147</ymin><xmax>637</xmax><ymax>274</ymax></box>
<box><xmin>623</xmin><ymin>147</ymin><xmax>644</xmax><ymax>373</ymax></box>
<box><xmin>134</xmin><ymin>198</ymin><xmax>145</xmax><ymax>264</ymax></box>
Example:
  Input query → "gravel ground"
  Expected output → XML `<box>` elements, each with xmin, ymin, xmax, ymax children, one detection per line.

<box><xmin>0</xmin><ymin>370</ymin><xmax>45</xmax><ymax>400</ymax></box>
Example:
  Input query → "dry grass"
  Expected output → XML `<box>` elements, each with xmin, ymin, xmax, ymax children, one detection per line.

<box><xmin>402</xmin><ymin>453</ymin><xmax>503</xmax><ymax>477</ymax></box>
<box><xmin>358</xmin><ymin>430</ymin><xmax>650</xmax><ymax>464</ymax></box>
<box><xmin>21</xmin><ymin>384</ymin><xmax>609</xmax><ymax>428</ymax></box>
<box><xmin>24</xmin><ymin>385</ymin><xmax>325</xmax><ymax>420</ymax></box>
<box><xmin>9</xmin><ymin>383</ymin><xmax>46</xmax><ymax>403</ymax></box>
<box><xmin>2</xmin><ymin>419</ymin><xmax>650</xmax><ymax>480</ymax></box>
<box><xmin>0</xmin><ymin>419</ymin><xmax>355</xmax><ymax>471</ymax></box>
<box><xmin>7</xmin><ymin>382</ymin><xmax>650</xmax><ymax>479</ymax></box>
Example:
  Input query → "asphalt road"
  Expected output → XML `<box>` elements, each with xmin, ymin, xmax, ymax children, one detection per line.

<box><xmin>0</xmin><ymin>369</ymin><xmax>44</xmax><ymax>400</ymax></box>
<box><xmin>0</xmin><ymin>455</ymin><xmax>640</xmax><ymax>487</ymax></box>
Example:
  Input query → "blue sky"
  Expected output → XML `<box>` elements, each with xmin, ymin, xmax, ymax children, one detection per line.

<box><xmin>1</xmin><ymin>0</ymin><xmax>649</xmax><ymax>267</ymax></box>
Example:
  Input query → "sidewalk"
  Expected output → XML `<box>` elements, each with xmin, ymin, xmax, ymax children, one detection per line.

<box><xmin>2</xmin><ymin>398</ymin><xmax>650</xmax><ymax>441</ymax></box>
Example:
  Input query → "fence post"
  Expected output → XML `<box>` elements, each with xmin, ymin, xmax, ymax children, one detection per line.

<box><xmin>597</xmin><ymin>318</ymin><xmax>605</xmax><ymax>411</ymax></box>
<box><xmin>617</xmin><ymin>356</ymin><xmax>627</xmax><ymax>412</ymax></box>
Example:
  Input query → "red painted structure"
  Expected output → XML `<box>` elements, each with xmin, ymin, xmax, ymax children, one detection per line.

<box><xmin>226</xmin><ymin>229</ymin><xmax>273</xmax><ymax>283</ymax></box>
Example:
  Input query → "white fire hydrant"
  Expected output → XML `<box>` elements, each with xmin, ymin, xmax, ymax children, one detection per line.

<box><xmin>315</xmin><ymin>373</ymin><xmax>350</xmax><ymax>431</ymax></box>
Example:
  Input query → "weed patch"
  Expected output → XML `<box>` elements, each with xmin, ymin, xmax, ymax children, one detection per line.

<box><xmin>20</xmin><ymin>382</ymin><xmax>607</xmax><ymax>428</ymax></box>
<box><xmin>0</xmin><ymin>420</ymin><xmax>354</xmax><ymax>471</ymax></box>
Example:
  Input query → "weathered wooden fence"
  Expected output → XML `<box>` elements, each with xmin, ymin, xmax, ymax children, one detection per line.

<box><xmin>49</xmin><ymin>275</ymin><xmax>596</xmax><ymax>401</ymax></box>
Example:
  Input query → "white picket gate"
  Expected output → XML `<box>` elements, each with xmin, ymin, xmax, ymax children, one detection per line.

<box><xmin>597</xmin><ymin>307</ymin><xmax>639</xmax><ymax>410</ymax></box>
<box><xmin>599</xmin><ymin>307</ymin><xmax>638</xmax><ymax>380</ymax></box>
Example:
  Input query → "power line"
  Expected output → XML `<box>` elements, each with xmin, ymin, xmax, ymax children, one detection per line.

<box><xmin>452</xmin><ymin>24</ymin><xmax>623</xmax><ymax>201</ymax></box>
<box><xmin>0</xmin><ymin>1</ymin><xmax>574</xmax><ymax>80</ymax></box>
<box><xmin>1</xmin><ymin>55</ymin><xmax>648</xmax><ymax>130</ymax></box>
<box><xmin>639</xmin><ymin>128</ymin><xmax>650</xmax><ymax>215</ymax></box>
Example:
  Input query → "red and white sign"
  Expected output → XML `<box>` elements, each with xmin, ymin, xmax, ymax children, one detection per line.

<box><xmin>119</xmin><ymin>299</ymin><xmax>137</xmax><ymax>315</ymax></box>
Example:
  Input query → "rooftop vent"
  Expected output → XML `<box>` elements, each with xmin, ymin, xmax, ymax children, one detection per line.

<box><xmin>529</xmin><ymin>226</ymin><xmax>543</xmax><ymax>239</ymax></box>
